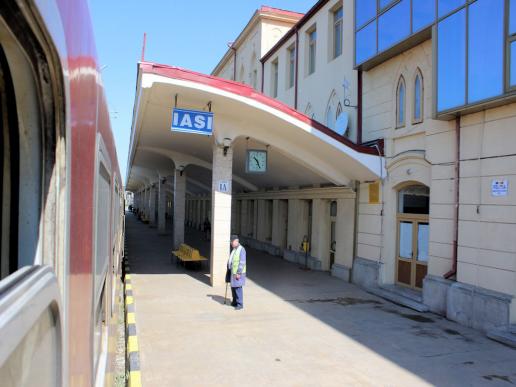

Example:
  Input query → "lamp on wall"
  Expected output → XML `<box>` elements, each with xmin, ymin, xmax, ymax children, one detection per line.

<box><xmin>223</xmin><ymin>138</ymin><xmax>232</xmax><ymax>156</ymax></box>
<box><xmin>343</xmin><ymin>98</ymin><xmax>358</xmax><ymax>109</ymax></box>
<box><xmin>178</xmin><ymin>165</ymin><xmax>185</xmax><ymax>176</ymax></box>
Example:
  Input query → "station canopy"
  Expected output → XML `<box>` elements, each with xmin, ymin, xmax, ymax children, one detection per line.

<box><xmin>126</xmin><ymin>62</ymin><xmax>383</xmax><ymax>194</ymax></box>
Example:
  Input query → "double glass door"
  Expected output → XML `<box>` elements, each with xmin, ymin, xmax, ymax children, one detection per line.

<box><xmin>396</xmin><ymin>185</ymin><xmax>429</xmax><ymax>290</ymax></box>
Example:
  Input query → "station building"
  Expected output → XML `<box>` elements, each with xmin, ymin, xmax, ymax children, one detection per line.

<box><xmin>127</xmin><ymin>0</ymin><xmax>516</xmax><ymax>340</ymax></box>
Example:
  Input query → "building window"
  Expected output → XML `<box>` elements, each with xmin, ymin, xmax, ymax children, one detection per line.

<box><xmin>333</xmin><ymin>6</ymin><xmax>343</xmax><ymax>59</ymax></box>
<box><xmin>396</xmin><ymin>76</ymin><xmax>406</xmax><ymax>128</ymax></box>
<box><xmin>413</xmin><ymin>70</ymin><xmax>423</xmax><ymax>123</ymax></box>
<box><xmin>413</xmin><ymin>0</ymin><xmax>435</xmax><ymax>32</ymax></box>
<box><xmin>468</xmin><ymin>0</ymin><xmax>504</xmax><ymax>103</ymax></box>
<box><xmin>356</xmin><ymin>0</ymin><xmax>376</xmax><ymax>29</ymax></box>
<box><xmin>437</xmin><ymin>8</ymin><xmax>466</xmax><ymax>111</ymax></box>
<box><xmin>308</xmin><ymin>28</ymin><xmax>317</xmax><ymax>75</ymax></box>
<box><xmin>356</xmin><ymin>20</ymin><xmax>376</xmax><ymax>64</ymax></box>
<box><xmin>378</xmin><ymin>0</ymin><xmax>410</xmax><ymax>52</ymax></box>
<box><xmin>438</xmin><ymin>0</ymin><xmax>465</xmax><ymax>18</ymax></box>
<box><xmin>272</xmin><ymin>60</ymin><xmax>279</xmax><ymax>98</ymax></box>
<box><xmin>288</xmin><ymin>45</ymin><xmax>296</xmax><ymax>89</ymax></box>
<box><xmin>305</xmin><ymin>103</ymin><xmax>315</xmax><ymax>119</ymax></box>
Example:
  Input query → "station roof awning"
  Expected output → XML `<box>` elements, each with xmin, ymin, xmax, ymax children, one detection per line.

<box><xmin>126</xmin><ymin>62</ymin><xmax>384</xmax><ymax>193</ymax></box>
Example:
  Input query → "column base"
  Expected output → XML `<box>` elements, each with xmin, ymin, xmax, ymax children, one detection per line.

<box><xmin>331</xmin><ymin>263</ymin><xmax>351</xmax><ymax>282</ymax></box>
<box><xmin>351</xmin><ymin>257</ymin><xmax>380</xmax><ymax>289</ymax></box>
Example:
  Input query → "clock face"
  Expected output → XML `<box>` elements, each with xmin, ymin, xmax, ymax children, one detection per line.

<box><xmin>247</xmin><ymin>150</ymin><xmax>267</xmax><ymax>173</ymax></box>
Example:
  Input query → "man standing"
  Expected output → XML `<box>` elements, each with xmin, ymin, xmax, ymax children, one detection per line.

<box><xmin>226</xmin><ymin>235</ymin><xmax>246</xmax><ymax>310</ymax></box>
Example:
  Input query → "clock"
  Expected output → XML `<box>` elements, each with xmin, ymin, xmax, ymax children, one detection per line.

<box><xmin>246</xmin><ymin>149</ymin><xmax>267</xmax><ymax>173</ymax></box>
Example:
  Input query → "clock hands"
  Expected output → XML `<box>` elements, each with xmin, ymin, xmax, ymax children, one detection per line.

<box><xmin>253</xmin><ymin>156</ymin><xmax>260</xmax><ymax>168</ymax></box>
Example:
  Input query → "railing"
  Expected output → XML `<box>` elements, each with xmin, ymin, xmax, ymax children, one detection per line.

<box><xmin>0</xmin><ymin>265</ymin><xmax>63</xmax><ymax>386</ymax></box>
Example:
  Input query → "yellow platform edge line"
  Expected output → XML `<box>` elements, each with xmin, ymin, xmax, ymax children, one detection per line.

<box><xmin>129</xmin><ymin>371</ymin><xmax>142</xmax><ymax>387</ymax></box>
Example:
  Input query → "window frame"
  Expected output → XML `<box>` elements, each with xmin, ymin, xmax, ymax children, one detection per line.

<box><xmin>412</xmin><ymin>69</ymin><xmax>424</xmax><ymax>124</ymax></box>
<box><xmin>396</xmin><ymin>75</ymin><xmax>406</xmax><ymax>128</ymax></box>
<box><xmin>287</xmin><ymin>44</ymin><xmax>296</xmax><ymax>89</ymax></box>
<box><xmin>307</xmin><ymin>26</ymin><xmax>317</xmax><ymax>75</ymax></box>
<box><xmin>271</xmin><ymin>59</ymin><xmax>279</xmax><ymax>98</ymax></box>
<box><xmin>333</xmin><ymin>5</ymin><xmax>344</xmax><ymax>59</ymax></box>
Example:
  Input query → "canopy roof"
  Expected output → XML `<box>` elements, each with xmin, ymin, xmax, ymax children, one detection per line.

<box><xmin>126</xmin><ymin>62</ymin><xmax>383</xmax><ymax>194</ymax></box>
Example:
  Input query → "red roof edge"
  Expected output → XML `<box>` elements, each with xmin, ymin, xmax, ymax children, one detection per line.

<box><xmin>259</xmin><ymin>5</ymin><xmax>304</xmax><ymax>18</ymax></box>
<box><xmin>139</xmin><ymin>61</ymin><xmax>381</xmax><ymax>157</ymax></box>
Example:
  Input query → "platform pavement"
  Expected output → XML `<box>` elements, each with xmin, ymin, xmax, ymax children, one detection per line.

<box><xmin>125</xmin><ymin>213</ymin><xmax>516</xmax><ymax>387</ymax></box>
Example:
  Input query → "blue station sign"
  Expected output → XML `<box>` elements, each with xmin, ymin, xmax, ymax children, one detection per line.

<box><xmin>171</xmin><ymin>108</ymin><xmax>213</xmax><ymax>136</ymax></box>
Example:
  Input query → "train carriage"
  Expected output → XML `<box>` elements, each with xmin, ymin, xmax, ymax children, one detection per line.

<box><xmin>0</xmin><ymin>0</ymin><xmax>125</xmax><ymax>385</ymax></box>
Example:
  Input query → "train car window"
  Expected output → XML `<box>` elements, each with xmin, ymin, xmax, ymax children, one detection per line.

<box><xmin>0</xmin><ymin>45</ymin><xmax>19</xmax><ymax>280</ymax></box>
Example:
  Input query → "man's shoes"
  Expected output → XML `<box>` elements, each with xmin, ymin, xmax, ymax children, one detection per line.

<box><xmin>230</xmin><ymin>302</ymin><xmax>237</xmax><ymax>307</ymax></box>
<box><xmin>235</xmin><ymin>305</ymin><xmax>243</xmax><ymax>310</ymax></box>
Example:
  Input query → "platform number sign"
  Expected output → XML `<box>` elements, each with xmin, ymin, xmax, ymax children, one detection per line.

<box><xmin>246</xmin><ymin>150</ymin><xmax>267</xmax><ymax>173</ymax></box>
<box><xmin>218</xmin><ymin>180</ymin><xmax>230</xmax><ymax>193</ymax></box>
<box><xmin>171</xmin><ymin>108</ymin><xmax>213</xmax><ymax>136</ymax></box>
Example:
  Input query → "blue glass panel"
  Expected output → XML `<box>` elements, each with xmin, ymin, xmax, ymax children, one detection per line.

<box><xmin>378</xmin><ymin>0</ymin><xmax>410</xmax><ymax>51</ymax></box>
<box><xmin>414</xmin><ymin>75</ymin><xmax>422</xmax><ymax>120</ymax></box>
<box><xmin>356</xmin><ymin>0</ymin><xmax>376</xmax><ymax>29</ymax></box>
<box><xmin>356</xmin><ymin>21</ymin><xmax>377</xmax><ymax>64</ymax></box>
<box><xmin>438</xmin><ymin>0</ymin><xmax>465</xmax><ymax>18</ymax></box>
<box><xmin>380</xmin><ymin>0</ymin><xmax>395</xmax><ymax>10</ymax></box>
<box><xmin>468</xmin><ymin>0</ymin><xmax>504</xmax><ymax>103</ymax></box>
<box><xmin>510</xmin><ymin>0</ymin><xmax>516</xmax><ymax>35</ymax></box>
<box><xmin>511</xmin><ymin>42</ymin><xmax>516</xmax><ymax>86</ymax></box>
<box><xmin>413</xmin><ymin>0</ymin><xmax>436</xmax><ymax>32</ymax></box>
<box><xmin>437</xmin><ymin>9</ymin><xmax>466</xmax><ymax>111</ymax></box>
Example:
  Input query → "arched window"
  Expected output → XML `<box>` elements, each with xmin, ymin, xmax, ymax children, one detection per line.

<box><xmin>305</xmin><ymin>103</ymin><xmax>315</xmax><ymax>119</ymax></box>
<box><xmin>326</xmin><ymin>106</ymin><xmax>334</xmax><ymax>130</ymax></box>
<box><xmin>336</xmin><ymin>102</ymin><xmax>342</xmax><ymax>119</ymax></box>
<box><xmin>413</xmin><ymin>70</ymin><xmax>423</xmax><ymax>123</ymax></box>
<box><xmin>396</xmin><ymin>76</ymin><xmax>406</xmax><ymax>128</ymax></box>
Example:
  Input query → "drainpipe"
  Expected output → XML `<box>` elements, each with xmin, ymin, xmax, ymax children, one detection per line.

<box><xmin>261</xmin><ymin>61</ymin><xmax>264</xmax><ymax>93</ymax></box>
<box><xmin>444</xmin><ymin>116</ymin><xmax>460</xmax><ymax>279</ymax></box>
<box><xmin>294</xmin><ymin>28</ymin><xmax>299</xmax><ymax>110</ymax></box>
<box><xmin>228</xmin><ymin>43</ymin><xmax>237</xmax><ymax>81</ymax></box>
<box><xmin>357</xmin><ymin>70</ymin><xmax>362</xmax><ymax>144</ymax></box>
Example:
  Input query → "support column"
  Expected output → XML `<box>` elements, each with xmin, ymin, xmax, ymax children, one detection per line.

<box><xmin>210</xmin><ymin>142</ymin><xmax>233</xmax><ymax>286</ymax></box>
<box><xmin>240</xmin><ymin>199</ymin><xmax>248</xmax><ymax>237</ymax></box>
<box><xmin>158</xmin><ymin>177</ymin><xmax>167</xmax><ymax>234</ymax></box>
<box><xmin>311</xmin><ymin>199</ymin><xmax>330</xmax><ymax>270</ymax></box>
<box><xmin>196</xmin><ymin>200</ymin><xmax>202</xmax><ymax>229</ymax></box>
<box><xmin>333</xmin><ymin>198</ymin><xmax>355</xmax><ymax>281</ymax></box>
<box><xmin>173</xmin><ymin>169</ymin><xmax>186</xmax><ymax>249</ymax></box>
<box><xmin>149</xmin><ymin>183</ymin><xmax>157</xmax><ymax>227</ymax></box>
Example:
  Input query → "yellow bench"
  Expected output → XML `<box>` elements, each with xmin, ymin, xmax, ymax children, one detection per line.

<box><xmin>172</xmin><ymin>243</ymin><xmax>207</xmax><ymax>268</ymax></box>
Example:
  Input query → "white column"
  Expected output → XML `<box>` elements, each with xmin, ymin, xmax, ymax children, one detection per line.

<box><xmin>158</xmin><ymin>177</ymin><xmax>167</xmax><ymax>234</ymax></box>
<box><xmin>210</xmin><ymin>142</ymin><xmax>233</xmax><ymax>286</ymax></box>
<box><xmin>173</xmin><ymin>169</ymin><xmax>186</xmax><ymax>249</ymax></box>
<box><xmin>149</xmin><ymin>183</ymin><xmax>157</xmax><ymax>227</ymax></box>
<box><xmin>311</xmin><ymin>199</ymin><xmax>331</xmax><ymax>270</ymax></box>
<box><xmin>333</xmin><ymin>198</ymin><xmax>355</xmax><ymax>281</ymax></box>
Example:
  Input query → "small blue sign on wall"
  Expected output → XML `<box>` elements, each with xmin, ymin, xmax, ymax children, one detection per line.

<box><xmin>171</xmin><ymin>108</ymin><xmax>213</xmax><ymax>136</ymax></box>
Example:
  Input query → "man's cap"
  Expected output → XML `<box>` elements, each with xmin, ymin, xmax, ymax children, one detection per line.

<box><xmin>230</xmin><ymin>235</ymin><xmax>239</xmax><ymax>242</ymax></box>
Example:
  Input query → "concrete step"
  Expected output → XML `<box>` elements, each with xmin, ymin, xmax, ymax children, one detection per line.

<box><xmin>487</xmin><ymin>326</ymin><xmax>516</xmax><ymax>349</ymax></box>
<box><xmin>367</xmin><ymin>285</ymin><xmax>429</xmax><ymax>313</ymax></box>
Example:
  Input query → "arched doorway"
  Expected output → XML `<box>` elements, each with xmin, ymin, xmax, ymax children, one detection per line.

<box><xmin>396</xmin><ymin>184</ymin><xmax>429</xmax><ymax>289</ymax></box>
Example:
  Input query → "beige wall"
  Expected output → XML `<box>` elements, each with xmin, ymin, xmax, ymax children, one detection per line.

<box><xmin>262</xmin><ymin>0</ymin><xmax>359</xmax><ymax>142</ymax></box>
<box><xmin>213</xmin><ymin>17</ymin><xmax>295</xmax><ymax>90</ymax></box>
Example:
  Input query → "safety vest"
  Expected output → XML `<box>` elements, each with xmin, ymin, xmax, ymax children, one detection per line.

<box><xmin>230</xmin><ymin>245</ymin><xmax>246</xmax><ymax>275</ymax></box>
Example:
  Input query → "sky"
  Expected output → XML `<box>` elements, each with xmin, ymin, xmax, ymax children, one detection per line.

<box><xmin>89</xmin><ymin>0</ymin><xmax>317</xmax><ymax>183</ymax></box>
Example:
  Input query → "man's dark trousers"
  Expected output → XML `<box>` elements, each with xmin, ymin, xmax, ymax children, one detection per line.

<box><xmin>231</xmin><ymin>287</ymin><xmax>243</xmax><ymax>307</ymax></box>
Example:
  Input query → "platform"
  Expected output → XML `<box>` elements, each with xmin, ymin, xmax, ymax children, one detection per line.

<box><xmin>125</xmin><ymin>213</ymin><xmax>516</xmax><ymax>386</ymax></box>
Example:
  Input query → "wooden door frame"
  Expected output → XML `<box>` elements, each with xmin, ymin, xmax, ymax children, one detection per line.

<box><xmin>395</xmin><ymin>213</ymin><xmax>428</xmax><ymax>289</ymax></box>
